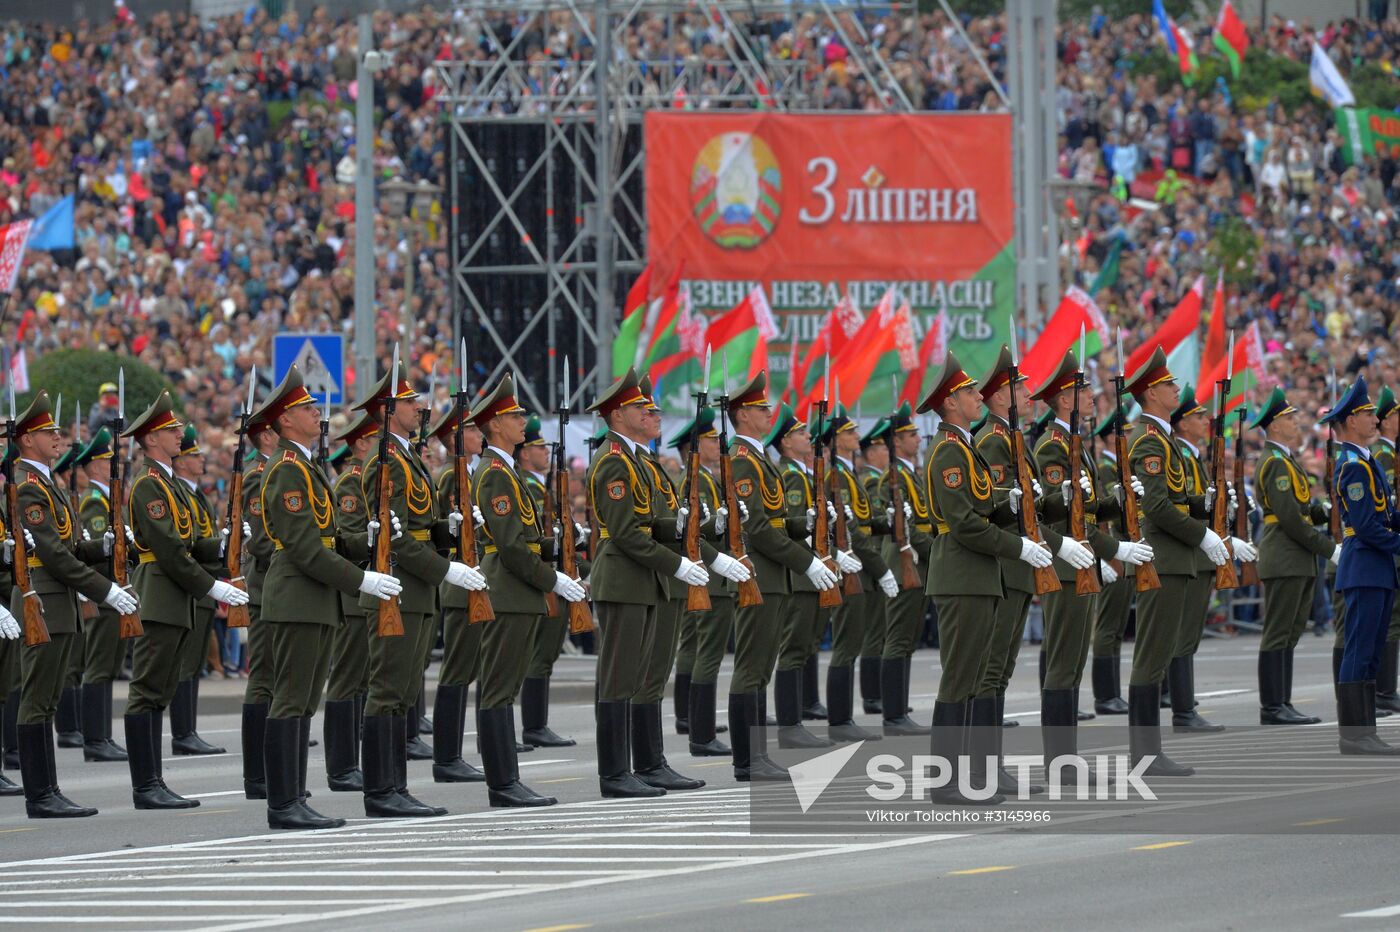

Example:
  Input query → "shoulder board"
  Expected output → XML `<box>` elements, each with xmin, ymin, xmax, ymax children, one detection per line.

<box><xmin>24</xmin><ymin>473</ymin><xmax>39</xmax><ymax>484</ymax></box>
<box><xmin>732</xmin><ymin>444</ymin><xmax>750</xmax><ymax>457</ymax></box>
<box><xmin>992</xmin><ymin>423</ymin><xmax>1008</xmax><ymax>436</ymax></box>
<box><xmin>281</xmin><ymin>450</ymin><xmax>297</xmax><ymax>462</ymax></box>
<box><xmin>488</xmin><ymin>459</ymin><xmax>506</xmax><ymax>470</ymax></box>
<box><xmin>350</xmin><ymin>465</ymin><xmax>362</xmax><ymax>476</ymax></box>
<box><xmin>1342</xmin><ymin>450</ymin><xmax>1361</xmax><ymax>464</ymax></box>
<box><xmin>1049</xmin><ymin>428</ymin><xmax>1066</xmax><ymax>443</ymax></box>
<box><xmin>147</xmin><ymin>467</ymin><xmax>161</xmax><ymax>479</ymax></box>
<box><xmin>609</xmin><ymin>441</ymin><xmax>624</xmax><ymax>454</ymax></box>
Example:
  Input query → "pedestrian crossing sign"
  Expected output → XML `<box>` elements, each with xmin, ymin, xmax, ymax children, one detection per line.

<box><xmin>274</xmin><ymin>333</ymin><xmax>344</xmax><ymax>406</ymax></box>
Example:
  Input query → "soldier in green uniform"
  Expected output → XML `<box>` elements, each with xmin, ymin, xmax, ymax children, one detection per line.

<box><xmin>469</xmin><ymin>375</ymin><xmax>588</xmax><ymax>806</ymax></box>
<box><xmin>516</xmin><ymin>415</ymin><xmax>575</xmax><ymax>748</ymax></box>
<box><xmin>1089</xmin><ymin>406</ymin><xmax>1135</xmax><ymax>715</ymax></box>
<box><xmin>726</xmin><ymin>373</ymin><xmax>837</xmax><ymax>779</ymax></box>
<box><xmin>668</xmin><ymin>407</ymin><xmax>733</xmax><ymax>756</ymax></box>
<box><xmin>425</xmin><ymin>403</ymin><xmax>488</xmax><ymax>784</ymax></box>
<box><xmin>324</xmin><ymin>411</ymin><xmax>377</xmax><ymax>791</ymax></box>
<box><xmin>51</xmin><ymin>435</ymin><xmax>86</xmax><ymax>750</ymax></box>
<box><xmin>12</xmin><ymin>392</ymin><xmax>130</xmax><ymax>818</ymax></box>
<box><xmin>0</xmin><ymin>499</ymin><xmax>19</xmax><ymax>796</ymax></box>
<box><xmin>123</xmin><ymin>391</ymin><xmax>247</xmax><ymax>810</ymax></box>
<box><xmin>1121</xmin><ymin>349</ymin><xmax>1231</xmax><ymax>775</ymax></box>
<box><xmin>1370</xmin><ymin>387</ymin><xmax>1400</xmax><ymax>712</ymax></box>
<box><xmin>73</xmin><ymin>427</ymin><xmax>129</xmax><ymax>761</ymax></box>
<box><xmin>1032</xmin><ymin>352</ymin><xmax>1151</xmax><ymax>774</ymax></box>
<box><xmin>355</xmin><ymin>363</ymin><xmax>486</xmax><ymax>818</ymax></box>
<box><xmin>919</xmin><ymin>354</ymin><xmax>1054</xmax><ymax>805</ymax></box>
<box><xmin>256</xmin><ymin>367</ymin><xmax>402</xmax><ymax>829</ymax></box>
<box><xmin>824</xmin><ymin>405</ymin><xmax>894</xmax><ymax>739</ymax></box>
<box><xmin>168</xmin><ymin>423</ymin><xmax>226</xmax><ymax>756</ymax></box>
<box><xmin>587</xmin><ymin>368</ymin><xmax>704</xmax><ymax>797</ymax></box>
<box><xmin>857</xmin><ymin>422</ymin><xmax>890</xmax><ymax>716</ymax></box>
<box><xmin>241</xmin><ymin>413</ymin><xmax>281</xmax><ymax>799</ymax></box>
<box><xmin>878</xmin><ymin>403</ymin><xmax>937</xmax><ymax>736</ymax></box>
<box><xmin>1253</xmin><ymin>387</ymin><xmax>1334</xmax><ymax>725</ymax></box>
<box><xmin>631</xmin><ymin>376</ymin><xmax>742</xmax><ymax>789</ymax></box>
<box><xmin>769</xmin><ymin>403</ymin><xmax>838</xmax><ymax>748</ymax></box>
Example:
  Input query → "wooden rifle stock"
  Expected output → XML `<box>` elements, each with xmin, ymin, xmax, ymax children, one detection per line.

<box><xmin>8</xmin><ymin>482</ymin><xmax>48</xmax><ymax>646</ymax></box>
<box><xmin>555</xmin><ymin>459</ymin><xmax>593</xmax><ymax>635</ymax></box>
<box><xmin>455</xmin><ymin>452</ymin><xmax>495</xmax><ymax>624</ymax></box>
<box><xmin>1233</xmin><ymin>419</ymin><xmax>1259</xmax><ymax>586</ymax></box>
<box><xmin>718</xmin><ymin>444</ymin><xmax>762</xmax><ymax>608</ymax></box>
<box><xmin>811</xmin><ymin>453</ymin><xmax>843</xmax><ymax>609</ymax></box>
<box><xmin>1210</xmin><ymin>423</ymin><xmax>1239</xmax><ymax>591</ymax></box>
<box><xmin>829</xmin><ymin>466</ymin><xmax>862</xmax><ymax>597</ymax></box>
<box><xmin>885</xmin><ymin>439</ymin><xmax>921</xmax><ymax>591</ymax></box>
<box><xmin>540</xmin><ymin>463</ymin><xmax>560</xmax><ymax>618</ymax></box>
<box><xmin>370</xmin><ymin>426</ymin><xmax>404</xmax><ymax>637</ymax></box>
<box><xmin>1010</xmin><ymin>427</ymin><xmax>1061</xmax><ymax>595</ymax></box>
<box><xmin>222</xmin><ymin>469</ymin><xmax>249</xmax><ymax>629</ymax></box>
<box><xmin>109</xmin><ymin>435</ymin><xmax>145</xmax><ymax>637</ymax></box>
<box><xmin>1326</xmin><ymin>431</ymin><xmax>1343</xmax><ymax>544</ymax></box>
<box><xmin>683</xmin><ymin>447</ymin><xmax>711</xmax><ymax>612</ymax></box>
<box><xmin>1068</xmin><ymin>431</ymin><xmax>1101</xmax><ymax>595</ymax></box>
<box><xmin>1115</xmin><ymin>431</ymin><xmax>1161</xmax><ymax>592</ymax></box>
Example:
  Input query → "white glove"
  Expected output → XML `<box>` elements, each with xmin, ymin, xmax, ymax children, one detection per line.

<box><xmin>448</xmin><ymin>510</ymin><xmax>463</xmax><ymax>535</ymax></box>
<box><xmin>1061</xmin><ymin>480</ymin><xmax>1073</xmax><ymax>506</ymax></box>
<box><xmin>676</xmin><ymin>505</ymin><xmax>690</xmax><ymax>538</ymax></box>
<box><xmin>472</xmin><ymin>505</ymin><xmax>486</xmax><ymax>526</ymax></box>
<box><xmin>1226</xmin><ymin>485</ymin><xmax>1239</xmax><ymax>522</ymax></box>
<box><xmin>2</xmin><ymin>537</ymin><xmax>10</xmax><ymax>566</ymax></box>
<box><xmin>573</xmin><ymin>522</ymin><xmax>590</xmax><ymax>547</ymax></box>
<box><xmin>1009</xmin><ymin>486</ymin><xmax>1023</xmax><ymax>515</ymax></box>
<box><xmin>1078</xmin><ymin>470</ymin><xmax>1094</xmax><ymax>498</ymax></box>
<box><xmin>0</xmin><ymin>605</ymin><xmax>17</xmax><ymax>640</ymax></box>
<box><xmin>1115</xmin><ymin>540</ymin><xmax>1154</xmax><ymax>565</ymax></box>
<box><xmin>673</xmin><ymin>556</ymin><xmax>710</xmax><ymax>587</ymax></box>
<box><xmin>804</xmin><ymin>556</ymin><xmax>839</xmax><ymax>591</ymax></box>
<box><xmin>903</xmin><ymin>543</ymin><xmax>920</xmax><ymax>566</ymax></box>
<box><xmin>218</xmin><ymin>521</ymin><xmax>253</xmax><ymax>559</ymax></box>
<box><xmin>1030</xmin><ymin>478</ymin><xmax>1043</xmax><ymax>500</ymax></box>
<box><xmin>717</xmin><ymin>506</ymin><xmax>731</xmax><ymax>535</ymax></box>
<box><xmin>1204</xmin><ymin>485</ymin><xmax>1217</xmax><ymax>512</ymax></box>
<box><xmin>552</xmin><ymin>571</ymin><xmax>587</xmax><ymax>603</ymax></box>
<box><xmin>1199</xmin><ymin>528</ymin><xmax>1229</xmax><ymax>566</ymax></box>
<box><xmin>1116</xmin><ymin>474</ymin><xmax>1145</xmax><ymax>503</ymax></box>
<box><xmin>1230</xmin><ymin>537</ymin><xmax>1258</xmax><ymax>563</ymax></box>
<box><xmin>446</xmin><ymin>560</ymin><xmax>489</xmax><ymax>591</ymax></box>
<box><xmin>83</xmin><ymin>528</ymin><xmax>91</xmax><ymax>542</ymax></box>
<box><xmin>358</xmin><ymin>571</ymin><xmax>403</xmax><ymax>601</ymax></box>
<box><xmin>1018</xmin><ymin>537</ymin><xmax>1054</xmax><ymax>568</ymax></box>
<box><xmin>826</xmin><ymin>502</ymin><xmax>839</xmax><ymax>525</ymax></box>
<box><xmin>102</xmin><ymin>583</ymin><xmax>139</xmax><ymax>615</ymax></box>
<box><xmin>2</xmin><ymin>531</ymin><xmax>34</xmax><ymax>564</ymax></box>
<box><xmin>835</xmin><ymin>549</ymin><xmax>862</xmax><ymax>574</ymax></box>
<box><xmin>803</xmin><ymin>508</ymin><xmax>815</xmax><ymax>533</ymax></box>
<box><xmin>1320</xmin><ymin>499</ymin><xmax>1332</xmax><ymax>516</ymax></box>
<box><xmin>877</xmin><ymin>569</ymin><xmax>899</xmax><ymax>598</ymax></box>
<box><xmin>367</xmin><ymin>512</ymin><xmax>404</xmax><ymax>548</ymax></box>
<box><xmin>885</xmin><ymin>501</ymin><xmax>914</xmax><ymax>526</ymax></box>
<box><xmin>709</xmin><ymin>552</ymin><xmax>751</xmax><ymax>583</ymax></box>
<box><xmin>736</xmin><ymin>501</ymin><xmax>748</xmax><ymax>522</ymax></box>
<box><xmin>1056</xmin><ymin>537</ymin><xmax>1096</xmax><ymax>570</ymax></box>
<box><xmin>125</xmin><ymin>526</ymin><xmax>135</xmax><ymax>547</ymax></box>
<box><xmin>844</xmin><ymin>504</ymin><xmax>856</xmax><ymax>524</ymax></box>
<box><xmin>1330</xmin><ymin>544</ymin><xmax>1342</xmax><ymax>566</ymax></box>
<box><xmin>1099</xmin><ymin>560</ymin><xmax>1119</xmax><ymax>585</ymax></box>
<box><xmin>207</xmin><ymin>579</ymin><xmax>249</xmax><ymax>606</ymax></box>
<box><xmin>103</xmin><ymin>529</ymin><xmax>116</xmax><ymax>556</ymax></box>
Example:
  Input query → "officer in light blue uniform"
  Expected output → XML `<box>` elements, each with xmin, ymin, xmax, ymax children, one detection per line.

<box><xmin>1324</xmin><ymin>376</ymin><xmax>1400</xmax><ymax>756</ymax></box>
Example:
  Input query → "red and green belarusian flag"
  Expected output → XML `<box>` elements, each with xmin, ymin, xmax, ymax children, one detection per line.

<box><xmin>1125</xmin><ymin>275</ymin><xmax>1205</xmax><ymax>377</ymax></box>
<box><xmin>796</xmin><ymin>288</ymin><xmax>907</xmax><ymax>417</ymax></box>
<box><xmin>1199</xmin><ymin>320</ymin><xmax>1266</xmax><ymax>414</ymax></box>
<box><xmin>612</xmin><ymin>265</ymin><xmax>652</xmax><ymax>378</ymax></box>
<box><xmin>792</xmin><ymin>296</ymin><xmax>865</xmax><ymax>401</ymax></box>
<box><xmin>1198</xmin><ymin>269</ymin><xmax>1227</xmax><ymax>389</ymax></box>
<box><xmin>1213</xmin><ymin>0</ymin><xmax>1248</xmax><ymax>80</ymax></box>
<box><xmin>898</xmin><ymin>309</ymin><xmax>950</xmax><ymax>410</ymax></box>
<box><xmin>1018</xmin><ymin>286</ymin><xmax>1110</xmax><ymax>391</ymax></box>
<box><xmin>612</xmin><ymin>262</ymin><xmax>687</xmax><ymax>379</ymax></box>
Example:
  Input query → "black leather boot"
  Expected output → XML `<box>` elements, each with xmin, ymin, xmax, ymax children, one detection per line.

<box><xmin>171</xmin><ymin>678</ymin><xmax>225</xmax><ymax>755</ymax></box>
<box><xmin>82</xmin><ymin>682</ymin><xmax>126</xmax><ymax>762</ymax></box>
<box><xmin>1338</xmin><ymin>681</ymin><xmax>1400</xmax><ymax>755</ymax></box>
<box><xmin>417</xmin><ymin>684</ymin><xmax>432</xmax><ymax>736</ymax></box>
<box><xmin>480</xmin><ymin>705</ymin><xmax>556</xmax><ymax>807</ymax></box>
<box><xmin>521</xmin><ymin>675</ymin><xmax>575</xmax><ymax>747</ymax></box>
<box><xmin>881</xmin><ymin>658</ymin><xmax>929</xmax><ymax>736</ymax></box>
<box><xmin>802</xmin><ymin>654</ymin><xmax>828</xmax><ymax>720</ymax></box>
<box><xmin>859</xmin><ymin>655</ymin><xmax>883</xmax><ymax>715</ymax></box>
<box><xmin>1170</xmin><ymin>655</ymin><xmax>1223</xmax><ymax>732</ymax></box>
<box><xmin>242</xmin><ymin>703</ymin><xmax>269</xmax><ymax>799</ymax></box>
<box><xmin>3</xmin><ymin>690</ymin><xmax>19</xmax><ymax>769</ymax></box>
<box><xmin>1260</xmin><ymin>650</ymin><xmax>1316</xmax><ymax>724</ymax></box>
<box><xmin>323</xmin><ymin>699</ymin><xmax>363</xmax><ymax>791</ymax></box>
<box><xmin>0</xmin><ymin>707</ymin><xmax>19</xmax><ymax>795</ymax></box>
<box><xmin>1038</xmin><ymin>651</ymin><xmax>1046</xmax><ymax>690</ymax></box>
<box><xmin>1333</xmin><ymin>647</ymin><xmax>1344</xmax><ymax>699</ymax></box>
<box><xmin>126</xmin><ymin>713</ymin><xmax>198</xmax><ymax>809</ymax></box>
<box><xmin>392</xmin><ymin>712</ymin><xmax>445</xmax><ymax>816</ymax></box>
<box><xmin>404</xmin><ymin>707</ymin><xmax>433</xmax><ymax>761</ymax></box>
<box><xmin>1127</xmin><ymin>684</ymin><xmax>1194</xmax><ymax>776</ymax></box>
<box><xmin>267</xmin><ymin>717</ymin><xmax>343</xmax><ymax>829</ymax></box>
<box><xmin>687</xmin><ymin>680</ymin><xmax>731</xmax><ymax>756</ymax></box>
<box><xmin>1043</xmin><ymin>687</ymin><xmax>1103</xmax><ymax>786</ymax></box>
<box><xmin>1092</xmin><ymin>655</ymin><xmax>1128</xmax><ymax>714</ymax></box>
<box><xmin>1376</xmin><ymin>641</ymin><xmax>1400</xmax><ymax>712</ymax></box>
<box><xmin>103</xmin><ymin>682</ymin><xmax>126</xmax><ymax>756</ymax></box>
<box><xmin>598</xmin><ymin>700</ymin><xmax>664</xmax><ymax>798</ymax></box>
<box><xmin>776</xmin><ymin>668</ymin><xmax>831</xmax><ymax>748</ymax></box>
<box><xmin>741</xmin><ymin>692</ymin><xmax>788</xmax><ymax>781</ymax></box>
<box><xmin>432</xmin><ymin>684</ymin><xmax>485</xmax><ymax>783</ymax></box>
<box><xmin>928</xmin><ymin>700</ymin><xmax>1003</xmax><ymax>806</ymax></box>
<box><xmin>20</xmin><ymin>722</ymin><xmax>96</xmax><ymax>818</ymax></box>
<box><xmin>56</xmin><ymin>686</ymin><xmax>83</xmax><ymax>748</ymax></box>
<box><xmin>672</xmin><ymin>672</ymin><xmax>691</xmax><ymax>735</ymax></box>
<box><xmin>826</xmin><ymin>664</ymin><xmax>880</xmax><ymax>742</ymax></box>
<box><xmin>631</xmin><ymin>701</ymin><xmax>703</xmax><ymax>790</ymax></box>
<box><xmin>362</xmin><ymin>714</ymin><xmax>439</xmax><ymax>818</ymax></box>
<box><xmin>730</xmin><ymin>692</ymin><xmax>784</xmax><ymax>782</ymax></box>
<box><xmin>992</xmin><ymin>694</ymin><xmax>1042</xmax><ymax>795</ymax></box>
<box><xmin>1281</xmin><ymin>648</ymin><xmax>1312</xmax><ymax>719</ymax></box>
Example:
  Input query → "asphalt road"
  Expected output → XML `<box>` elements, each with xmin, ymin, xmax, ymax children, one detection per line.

<box><xmin>4</xmin><ymin>633</ymin><xmax>1400</xmax><ymax>931</ymax></box>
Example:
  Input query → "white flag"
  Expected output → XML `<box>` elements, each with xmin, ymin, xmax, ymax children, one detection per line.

<box><xmin>1310</xmin><ymin>42</ymin><xmax>1355</xmax><ymax>108</ymax></box>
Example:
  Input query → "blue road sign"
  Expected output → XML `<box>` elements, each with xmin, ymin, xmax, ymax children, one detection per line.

<box><xmin>273</xmin><ymin>333</ymin><xmax>345</xmax><ymax>406</ymax></box>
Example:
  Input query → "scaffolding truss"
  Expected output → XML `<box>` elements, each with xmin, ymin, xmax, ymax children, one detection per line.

<box><xmin>436</xmin><ymin>0</ymin><xmax>917</xmax><ymax>414</ymax></box>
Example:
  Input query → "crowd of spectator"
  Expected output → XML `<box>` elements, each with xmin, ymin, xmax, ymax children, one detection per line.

<box><xmin>1</xmin><ymin>4</ymin><xmax>1398</xmax><ymax>658</ymax></box>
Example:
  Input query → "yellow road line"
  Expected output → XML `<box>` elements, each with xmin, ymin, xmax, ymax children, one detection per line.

<box><xmin>1133</xmin><ymin>841</ymin><xmax>1192</xmax><ymax>850</ymax></box>
<box><xmin>949</xmin><ymin>866</ymin><xmax>1016</xmax><ymax>876</ymax></box>
<box><xmin>521</xmin><ymin>925</ymin><xmax>593</xmax><ymax>932</ymax></box>
<box><xmin>0</xmin><ymin>827</ymin><xmax>37</xmax><ymax>835</ymax></box>
<box><xmin>746</xmin><ymin>893</ymin><xmax>811</xmax><ymax>904</ymax></box>
<box><xmin>536</xmin><ymin>777</ymin><xmax>584</xmax><ymax>784</ymax></box>
<box><xmin>179</xmin><ymin>808</ymin><xmax>236</xmax><ymax>817</ymax></box>
<box><xmin>691</xmin><ymin>761</ymin><xmax>733</xmax><ymax>768</ymax></box>
<box><xmin>1295</xmin><ymin>818</ymin><xmax>1345</xmax><ymax>827</ymax></box>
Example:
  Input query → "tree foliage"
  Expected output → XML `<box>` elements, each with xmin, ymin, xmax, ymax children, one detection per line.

<box><xmin>15</xmin><ymin>350</ymin><xmax>177</xmax><ymax>430</ymax></box>
<box><xmin>1205</xmin><ymin>215</ymin><xmax>1260</xmax><ymax>292</ymax></box>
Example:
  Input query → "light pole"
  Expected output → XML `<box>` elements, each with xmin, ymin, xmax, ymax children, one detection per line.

<box><xmin>353</xmin><ymin>14</ymin><xmax>392</xmax><ymax>402</ymax></box>
<box><xmin>380</xmin><ymin>176</ymin><xmax>442</xmax><ymax>384</ymax></box>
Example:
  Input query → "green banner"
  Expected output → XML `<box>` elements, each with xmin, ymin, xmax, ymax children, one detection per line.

<box><xmin>1337</xmin><ymin>107</ymin><xmax>1400</xmax><ymax>166</ymax></box>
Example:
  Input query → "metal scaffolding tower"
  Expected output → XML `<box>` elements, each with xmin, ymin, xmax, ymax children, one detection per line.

<box><xmin>435</xmin><ymin>0</ymin><xmax>918</xmax><ymax>413</ymax></box>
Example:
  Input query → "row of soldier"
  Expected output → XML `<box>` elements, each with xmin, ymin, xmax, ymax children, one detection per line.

<box><xmin>0</xmin><ymin>336</ymin><xmax>1396</xmax><ymax>822</ymax></box>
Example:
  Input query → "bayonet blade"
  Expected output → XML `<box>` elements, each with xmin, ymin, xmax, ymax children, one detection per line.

<box><xmin>721</xmin><ymin>349</ymin><xmax>730</xmax><ymax>396</ymax></box>
<box><xmin>54</xmin><ymin>394</ymin><xmax>61</xmax><ymax>432</ymax></box>
<box><xmin>703</xmin><ymin>345</ymin><xmax>712</xmax><ymax>393</ymax></box>
<box><xmin>118</xmin><ymin>368</ymin><xmax>126</xmax><ymax>421</ymax></box>
<box><xmin>822</xmin><ymin>352</ymin><xmax>831</xmax><ymax>403</ymax></box>
<box><xmin>390</xmin><ymin>343</ymin><xmax>401</xmax><ymax>391</ymax></box>
<box><xmin>1009</xmin><ymin>314</ymin><xmax>1019</xmax><ymax>367</ymax></box>
<box><xmin>1078</xmin><ymin>324</ymin><xmax>1086</xmax><ymax>370</ymax></box>
<box><xmin>7</xmin><ymin>379</ymin><xmax>14</xmax><ymax>423</ymax></box>
<box><xmin>1116</xmin><ymin>328</ymin><xmax>1125</xmax><ymax>379</ymax></box>
<box><xmin>563</xmin><ymin>356</ymin><xmax>571</xmax><ymax>412</ymax></box>
<box><xmin>245</xmin><ymin>365</ymin><xmax>256</xmax><ymax>417</ymax></box>
<box><xmin>1226</xmin><ymin>329</ymin><xmax>1235</xmax><ymax>381</ymax></box>
<box><xmin>458</xmin><ymin>339</ymin><xmax>468</xmax><ymax>398</ymax></box>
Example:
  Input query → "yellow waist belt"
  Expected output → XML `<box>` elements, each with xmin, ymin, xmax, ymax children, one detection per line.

<box><xmin>935</xmin><ymin>521</ymin><xmax>950</xmax><ymax>535</ymax></box>
<box><xmin>25</xmin><ymin>556</ymin><xmax>41</xmax><ymax>569</ymax></box>
<box><xmin>484</xmin><ymin>542</ymin><xmax>541</xmax><ymax>555</ymax></box>
<box><xmin>599</xmin><ymin>526</ymin><xmax>651</xmax><ymax>541</ymax></box>
<box><xmin>769</xmin><ymin>517</ymin><xmax>785</xmax><ymax>528</ymax></box>
<box><xmin>138</xmin><ymin>552</ymin><xmax>158</xmax><ymax>564</ymax></box>
<box><xmin>857</xmin><ymin>525</ymin><xmax>872</xmax><ymax>536</ymax></box>
<box><xmin>1344</xmin><ymin>527</ymin><xmax>1356</xmax><ymax>538</ymax></box>
<box><xmin>409</xmin><ymin>529</ymin><xmax>431</xmax><ymax>541</ymax></box>
<box><xmin>1262</xmin><ymin>514</ymin><xmax>1315</xmax><ymax>527</ymax></box>
<box><xmin>915</xmin><ymin>522</ymin><xmax>934</xmax><ymax>533</ymax></box>
<box><xmin>1175</xmin><ymin>503</ymin><xmax>1190</xmax><ymax>513</ymax></box>
<box><xmin>275</xmin><ymin>536</ymin><xmax>336</xmax><ymax>551</ymax></box>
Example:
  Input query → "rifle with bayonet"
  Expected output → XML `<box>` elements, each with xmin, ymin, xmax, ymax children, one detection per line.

<box><xmin>812</xmin><ymin>360</ymin><xmax>842</xmax><ymax>609</ymax></box>
<box><xmin>828</xmin><ymin>378</ymin><xmax>862</xmax><ymax>597</ymax></box>
<box><xmin>369</xmin><ymin>347</ymin><xmax>406</xmax><ymax>637</ymax></box>
<box><xmin>453</xmin><ymin>340</ymin><xmax>493</xmax><ymax>625</ymax></box>
<box><xmin>1008</xmin><ymin>321</ymin><xmax>1060</xmax><ymax>595</ymax></box>
<box><xmin>1211</xmin><ymin>333</ymin><xmax>1240</xmax><ymax>591</ymax></box>
<box><xmin>316</xmin><ymin>392</ymin><xmax>330</xmax><ymax>476</ymax></box>
<box><xmin>1233</xmin><ymin>373</ymin><xmax>1259</xmax><ymax>587</ymax></box>
<box><xmin>884</xmin><ymin>378</ymin><xmax>920</xmax><ymax>591</ymax></box>
<box><xmin>1113</xmin><ymin>329</ymin><xmax>1161</xmax><ymax>592</ymax></box>
<box><xmin>556</xmin><ymin>357</ymin><xmax>593</xmax><ymax>634</ymax></box>
<box><xmin>1326</xmin><ymin>369</ymin><xmax>1343</xmax><ymax>545</ymax></box>
<box><xmin>684</xmin><ymin>349</ymin><xmax>713</xmax><ymax>612</ymax></box>
<box><xmin>221</xmin><ymin>368</ymin><xmax>255</xmax><ymax>629</ymax></box>
<box><xmin>110</xmin><ymin>370</ymin><xmax>143</xmax><ymax>637</ymax></box>
<box><xmin>1069</xmin><ymin>326</ymin><xmax>1101</xmax><ymax>595</ymax></box>
<box><xmin>540</xmin><ymin>440</ymin><xmax>561</xmax><ymax>620</ymax></box>
<box><xmin>7</xmin><ymin>381</ymin><xmax>47</xmax><ymax>645</ymax></box>
<box><xmin>717</xmin><ymin>354</ymin><xmax>762</xmax><ymax>608</ymax></box>
<box><xmin>416</xmin><ymin>369</ymin><xmax>435</xmax><ymax>457</ymax></box>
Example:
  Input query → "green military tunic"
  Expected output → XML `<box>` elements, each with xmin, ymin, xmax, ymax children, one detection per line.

<box><xmin>434</xmin><ymin>464</ymin><xmax>482</xmax><ymax>690</ymax></box>
<box><xmin>78</xmin><ymin>482</ymin><xmax>124</xmax><ymax>684</ymax></box>
<box><xmin>830</xmin><ymin>456</ymin><xmax>890</xmax><ymax>669</ymax></box>
<box><xmin>777</xmin><ymin>457</ymin><xmax>824</xmax><ymax>673</ymax></box>
<box><xmin>242</xmin><ymin>452</ymin><xmax>276</xmax><ymax>706</ymax></box>
<box><xmin>327</xmin><ymin>460</ymin><xmax>371</xmax><ymax>700</ymax></box>
<box><xmin>177</xmin><ymin>479</ymin><xmax>221</xmax><ymax>682</ymax></box>
<box><xmin>14</xmin><ymin>460</ymin><xmax>112</xmax><ymax>723</ymax></box>
<box><xmin>1092</xmin><ymin>450</ymin><xmax>1135</xmax><ymax>659</ymax></box>
<box><xmin>522</xmin><ymin>470</ymin><xmax>568</xmax><ymax>681</ymax></box>
<box><xmin>1173</xmin><ymin>437</ymin><xmax>1216</xmax><ymax>660</ymax></box>
<box><xmin>880</xmin><ymin>456</ymin><xmax>936</xmax><ymax>663</ymax></box>
<box><xmin>678</xmin><ymin>462</ymin><xmax>735</xmax><ymax>686</ymax></box>
<box><xmin>1370</xmin><ymin>438</ymin><xmax>1400</xmax><ymax>646</ymax></box>
<box><xmin>857</xmin><ymin>462</ymin><xmax>890</xmax><ymax>663</ymax></box>
<box><xmin>1257</xmin><ymin>440</ymin><xmax>1335</xmax><ymax>651</ymax></box>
